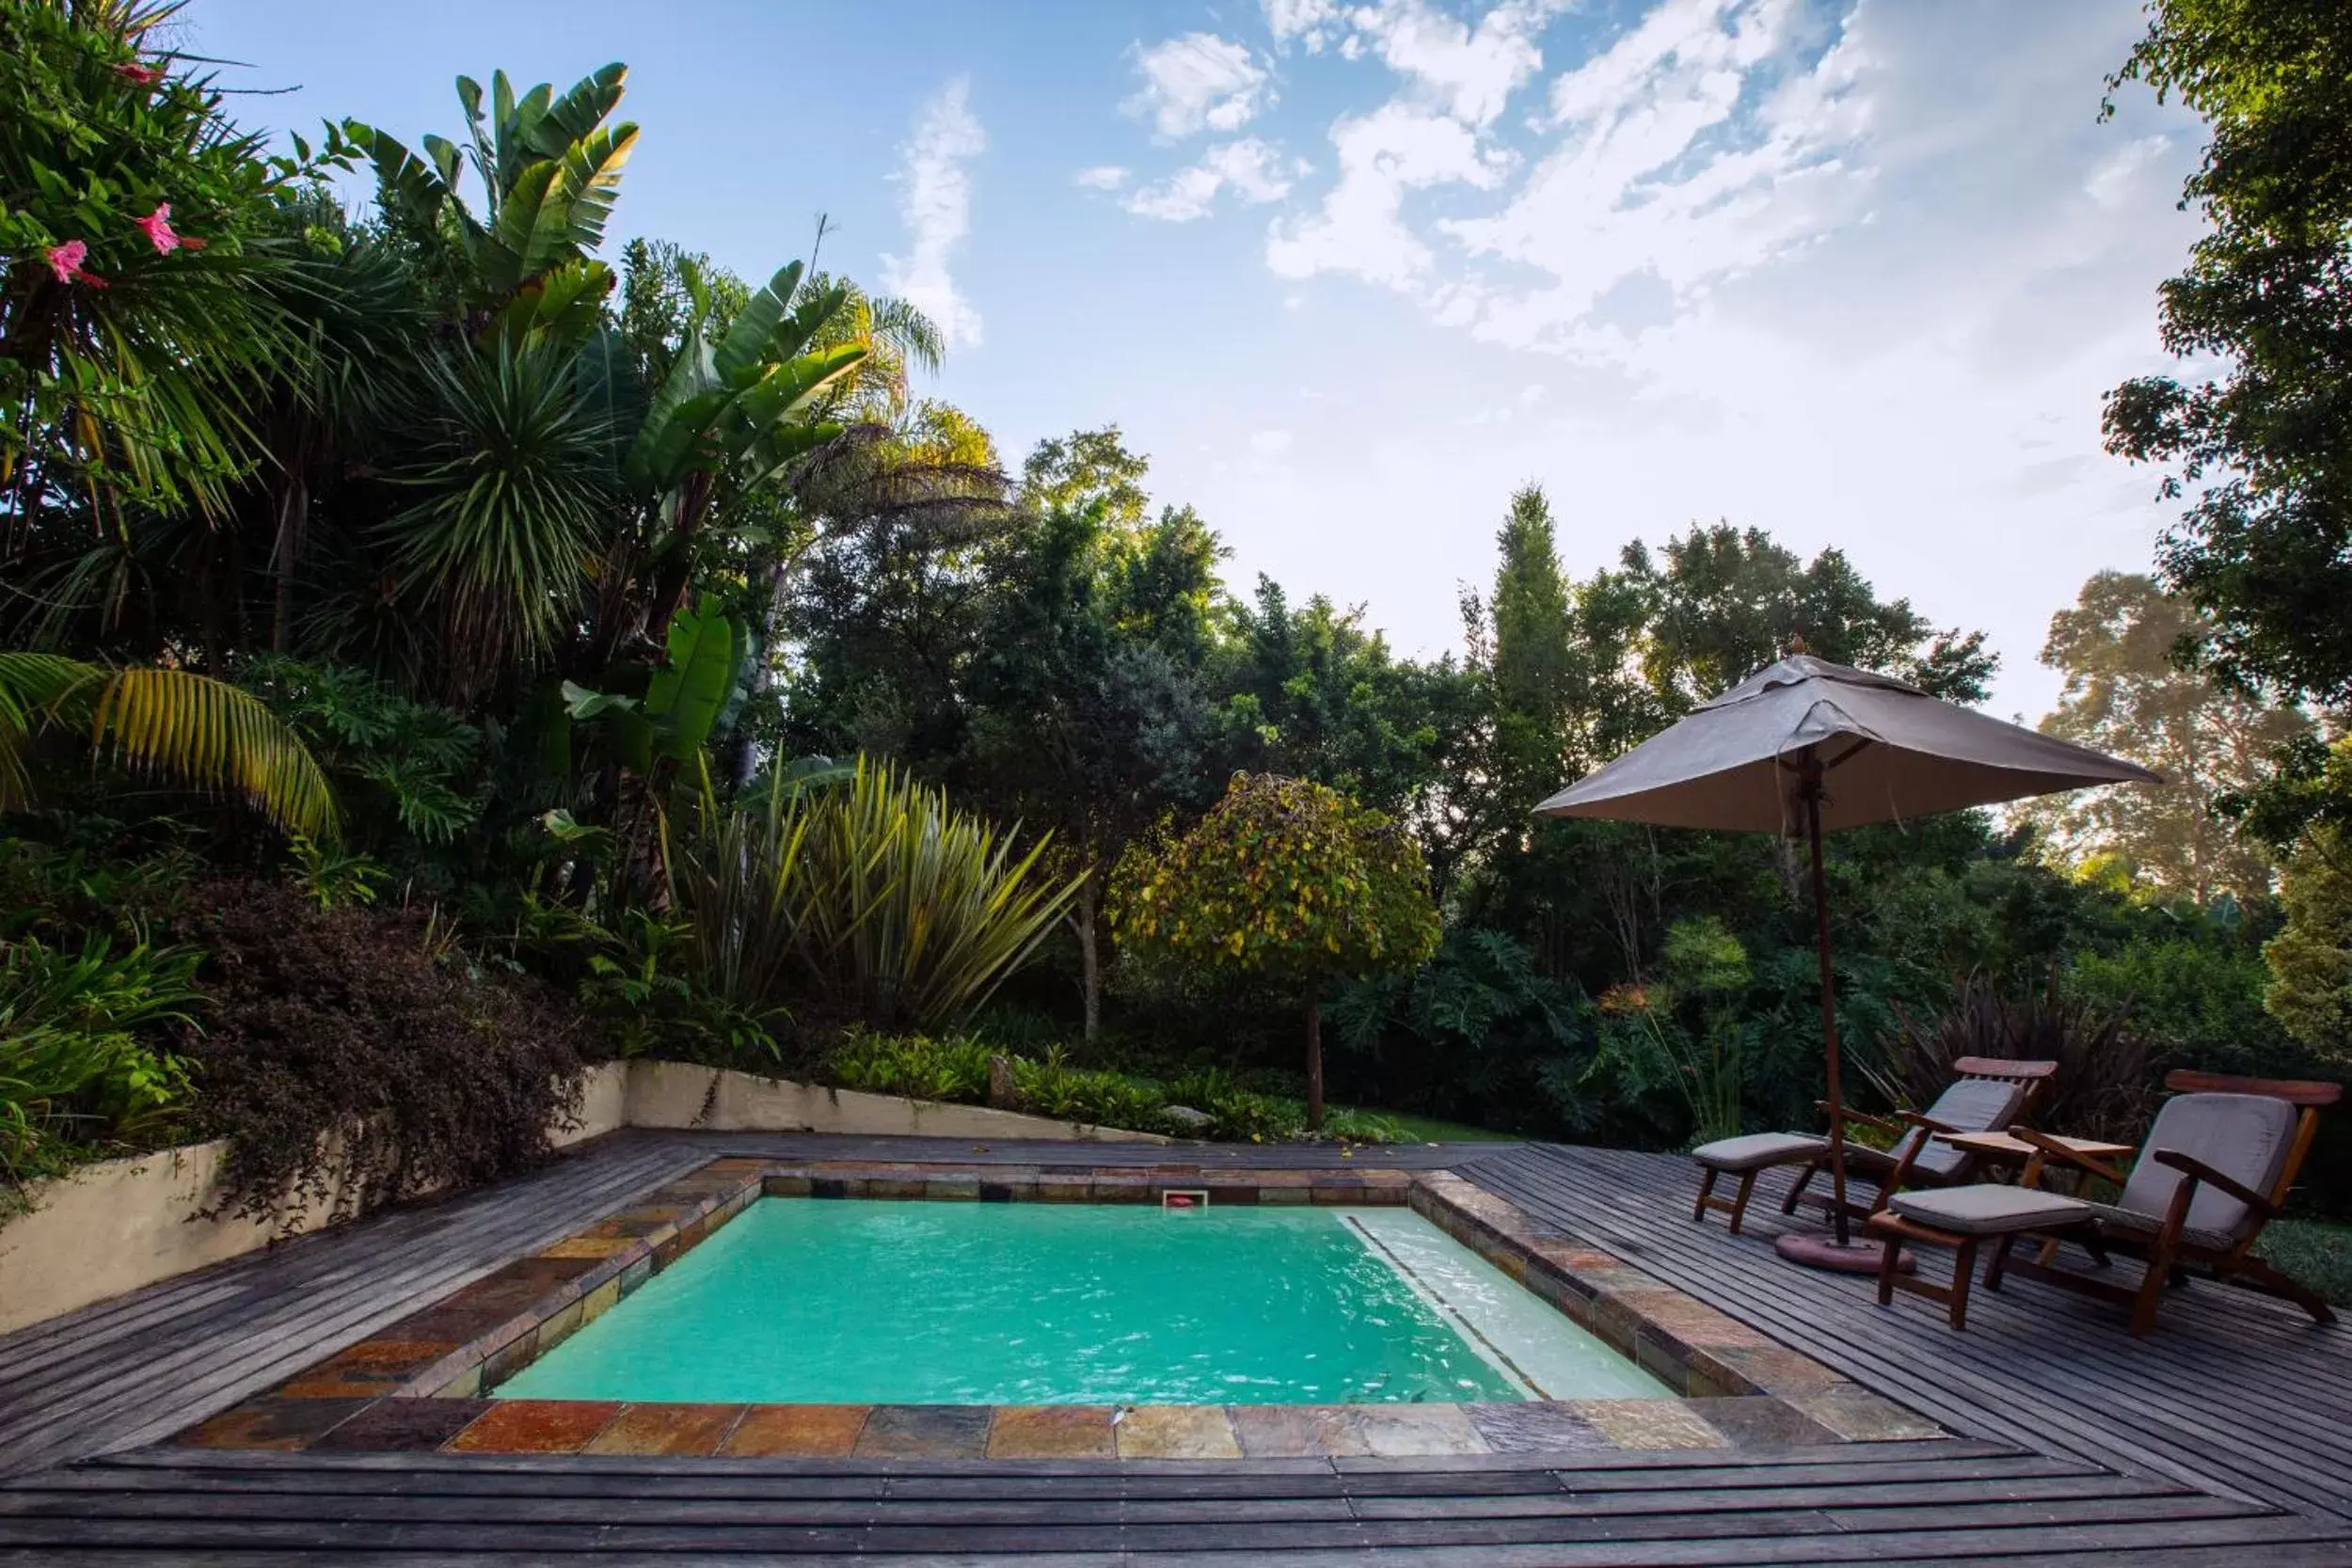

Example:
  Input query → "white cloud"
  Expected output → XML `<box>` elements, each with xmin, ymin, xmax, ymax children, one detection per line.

<box><xmin>1171</xmin><ymin>0</ymin><xmax>2210</xmax><ymax>725</ymax></box>
<box><xmin>1124</xmin><ymin>139</ymin><xmax>1302</xmax><ymax>222</ymax></box>
<box><xmin>1126</xmin><ymin>33</ymin><xmax>1269</xmax><ymax>139</ymax></box>
<box><xmin>1441</xmin><ymin>0</ymin><xmax>1869</xmax><ymax>354</ymax></box>
<box><xmin>1266</xmin><ymin>103</ymin><xmax>1507</xmax><ymax>287</ymax></box>
<box><xmin>1263</xmin><ymin>0</ymin><xmax>1345</xmax><ymax>52</ymax></box>
<box><xmin>1251</xmin><ymin>429</ymin><xmax>1295</xmax><ymax>453</ymax></box>
<box><xmin>1351</xmin><ymin>0</ymin><xmax>1563</xmax><ymax>126</ymax></box>
<box><xmin>879</xmin><ymin>78</ymin><xmax>985</xmax><ymax>350</ymax></box>
<box><xmin>2085</xmin><ymin>134</ymin><xmax>2169</xmax><ymax>211</ymax></box>
<box><xmin>1073</xmin><ymin>165</ymin><xmax>1131</xmax><ymax>191</ymax></box>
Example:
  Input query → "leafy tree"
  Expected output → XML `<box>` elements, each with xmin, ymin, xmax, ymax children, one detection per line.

<box><xmin>1623</xmin><ymin>524</ymin><xmax>1994</xmax><ymax>710</ymax></box>
<box><xmin>961</xmin><ymin>490</ymin><xmax>1218</xmax><ymax>1038</ymax></box>
<box><xmin>1021</xmin><ymin>426</ymin><xmax>1152</xmax><ymax>526</ymax></box>
<box><xmin>2265</xmin><ymin>738</ymin><xmax>2352</xmax><ymax>1056</ymax></box>
<box><xmin>1110</xmin><ymin>773</ymin><xmax>1440</xmax><ymax>1127</ymax></box>
<box><xmin>2023</xmin><ymin>571</ymin><xmax>2308</xmax><ymax>902</ymax></box>
<box><xmin>1212</xmin><ymin>578</ymin><xmax>1485</xmax><ymax>885</ymax></box>
<box><xmin>2103</xmin><ymin>0</ymin><xmax>2352</xmax><ymax>708</ymax></box>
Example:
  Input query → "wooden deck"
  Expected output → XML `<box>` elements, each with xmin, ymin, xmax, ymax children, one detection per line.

<box><xmin>1466</xmin><ymin>1144</ymin><xmax>2352</xmax><ymax>1525</ymax></box>
<box><xmin>0</xmin><ymin>1130</ymin><xmax>2346</xmax><ymax>1563</ymax></box>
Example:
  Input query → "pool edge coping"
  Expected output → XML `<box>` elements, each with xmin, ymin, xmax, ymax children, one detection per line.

<box><xmin>167</xmin><ymin>1155</ymin><xmax>1944</xmax><ymax>1458</ymax></box>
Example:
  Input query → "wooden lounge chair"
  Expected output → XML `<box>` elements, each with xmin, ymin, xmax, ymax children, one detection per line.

<box><xmin>1872</xmin><ymin>1070</ymin><xmax>2341</xmax><ymax>1336</ymax></box>
<box><xmin>1690</xmin><ymin>1055</ymin><xmax>2054</xmax><ymax>1236</ymax></box>
<box><xmin>1782</xmin><ymin>1056</ymin><xmax>2058</xmax><ymax>1223</ymax></box>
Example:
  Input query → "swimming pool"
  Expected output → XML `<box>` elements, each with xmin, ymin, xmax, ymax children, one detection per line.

<box><xmin>495</xmin><ymin>1198</ymin><xmax>1672</xmax><ymax>1406</ymax></box>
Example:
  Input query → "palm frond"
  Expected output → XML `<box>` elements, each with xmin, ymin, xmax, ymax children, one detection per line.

<box><xmin>85</xmin><ymin>668</ymin><xmax>339</xmax><ymax>839</ymax></box>
<box><xmin>0</xmin><ymin>652</ymin><xmax>337</xmax><ymax>837</ymax></box>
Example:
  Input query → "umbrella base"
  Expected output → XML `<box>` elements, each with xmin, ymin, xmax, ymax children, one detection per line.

<box><xmin>1775</xmin><ymin>1231</ymin><xmax>1914</xmax><ymax>1275</ymax></box>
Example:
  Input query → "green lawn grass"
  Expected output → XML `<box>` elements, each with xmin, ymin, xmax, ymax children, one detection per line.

<box><xmin>1352</xmin><ymin>1109</ymin><xmax>1521</xmax><ymax>1144</ymax></box>
<box><xmin>2255</xmin><ymin>1216</ymin><xmax>2352</xmax><ymax>1307</ymax></box>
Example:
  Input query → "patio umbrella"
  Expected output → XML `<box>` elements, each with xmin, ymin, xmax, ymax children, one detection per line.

<box><xmin>1534</xmin><ymin>651</ymin><xmax>2160</xmax><ymax>1267</ymax></box>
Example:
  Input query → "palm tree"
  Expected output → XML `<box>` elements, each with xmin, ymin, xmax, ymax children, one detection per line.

<box><xmin>0</xmin><ymin>653</ymin><xmax>336</xmax><ymax>837</ymax></box>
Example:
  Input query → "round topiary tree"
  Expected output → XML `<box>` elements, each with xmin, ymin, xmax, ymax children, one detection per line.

<box><xmin>1110</xmin><ymin>772</ymin><xmax>1440</xmax><ymax>1129</ymax></box>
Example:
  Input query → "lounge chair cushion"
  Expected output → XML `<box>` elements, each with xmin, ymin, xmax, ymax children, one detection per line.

<box><xmin>1692</xmin><ymin>1132</ymin><xmax>1825</xmax><ymax>1173</ymax></box>
<box><xmin>2115</xmin><ymin>1092</ymin><xmax>2297</xmax><ymax>1242</ymax></box>
<box><xmin>1893</xmin><ymin>1078</ymin><xmax>2027</xmax><ymax>1179</ymax></box>
<box><xmin>1889</xmin><ymin>1185</ymin><xmax>2092</xmax><ymax>1236</ymax></box>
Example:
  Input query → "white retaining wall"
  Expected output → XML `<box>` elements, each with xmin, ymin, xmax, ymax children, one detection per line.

<box><xmin>0</xmin><ymin>1060</ymin><xmax>1165</xmax><ymax>1336</ymax></box>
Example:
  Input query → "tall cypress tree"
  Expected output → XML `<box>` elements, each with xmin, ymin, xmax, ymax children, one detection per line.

<box><xmin>1489</xmin><ymin>485</ymin><xmax>1575</xmax><ymax>803</ymax></box>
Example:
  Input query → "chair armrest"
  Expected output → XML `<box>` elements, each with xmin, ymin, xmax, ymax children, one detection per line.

<box><xmin>1892</xmin><ymin>1110</ymin><xmax>1961</xmax><ymax>1135</ymax></box>
<box><xmin>2011</xmin><ymin>1129</ymin><xmax>2132</xmax><ymax>1189</ymax></box>
<box><xmin>2151</xmin><ymin>1148</ymin><xmax>2277</xmax><ymax>1219</ymax></box>
<box><xmin>1817</xmin><ymin>1101</ymin><xmax>1901</xmax><ymax>1136</ymax></box>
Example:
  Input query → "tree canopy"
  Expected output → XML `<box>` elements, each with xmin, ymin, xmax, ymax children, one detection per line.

<box><xmin>2104</xmin><ymin>0</ymin><xmax>2352</xmax><ymax>707</ymax></box>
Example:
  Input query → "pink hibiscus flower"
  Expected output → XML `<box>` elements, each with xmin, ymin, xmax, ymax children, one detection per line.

<box><xmin>135</xmin><ymin>204</ymin><xmax>181</xmax><ymax>254</ymax></box>
<box><xmin>46</xmin><ymin>241</ymin><xmax>110</xmax><ymax>289</ymax></box>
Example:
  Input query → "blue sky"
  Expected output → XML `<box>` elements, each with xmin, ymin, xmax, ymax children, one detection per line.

<box><xmin>183</xmin><ymin>0</ymin><xmax>2204</xmax><ymax>718</ymax></box>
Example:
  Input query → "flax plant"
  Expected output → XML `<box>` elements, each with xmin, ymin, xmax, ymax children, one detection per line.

<box><xmin>669</xmin><ymin>756</ymin><xmax>1084</xmax><ymax>1031</ymax></box>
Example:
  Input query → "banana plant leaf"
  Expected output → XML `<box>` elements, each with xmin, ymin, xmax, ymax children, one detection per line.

<box><xmin>711</xmin><ymin>261</ymin><xmax>803</xmax><ymax>386</ymax></box>
<box><xmin>645</xmin><ymin>596</ymin><xmax>743</xmax><ymax>765</ymax></box>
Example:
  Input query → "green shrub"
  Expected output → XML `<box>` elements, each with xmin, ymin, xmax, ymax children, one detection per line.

<box><xmin>1009</xmin><ymin>1048</ymin><xmax>1169</xmax><ymax>1129</ymax></box>
<box><xmin>828</xmin><ymin>1030</ymin><xmax>994</xmax><ymax>1103</ymax></box>
<box><xmin>0</xmin><ymin>933</ymin><xmax>201</xmax><ymax>1194</ymax></box>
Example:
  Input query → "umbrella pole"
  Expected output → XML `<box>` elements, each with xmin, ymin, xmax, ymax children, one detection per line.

<box><xmin>1804</xmin><ymin>777</ymin><xmax>1852</xmax><ymax>1247</ymax></box>
<box><xmin>1773</xmin><ymin>760</ymin><xmax>1898</xmax><ymax>1274</ymax></box>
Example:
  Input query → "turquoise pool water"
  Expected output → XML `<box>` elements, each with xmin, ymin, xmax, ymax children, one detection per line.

<box><xmin>496</xmin><ymin>1199</ymin><xmax>1670</xmax><ymax>1405</ymax></box>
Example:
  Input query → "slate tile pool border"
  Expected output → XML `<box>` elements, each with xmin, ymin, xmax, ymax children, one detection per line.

<box><xmin>170</xmin><ymin>1155</ymin><xmax>1941</xmax><ymax>1459</ymax></box>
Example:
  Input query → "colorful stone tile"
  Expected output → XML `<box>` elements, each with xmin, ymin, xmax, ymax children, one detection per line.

<box><xmin>1704</xmin><ymin>1344</ymin><xmax>1849</xmax><ymax>1397</ymax></box>
<box><xmin>1784</xmin><ymin>1387</ymin><xmax>1943</xmax><ymax>1442</ymax></box>
<box><xmin>721</xmin><ymin>1403</ymin><xmax>870</xmax><ymax>1457</ymax></box>
<box><xmin>1566</xmin><ymin>1399</ymin><xmax>1728</xmax><ymax>1450</ymax></box>
<box><xmin>987</xmin><ymin>1404</ymin><xmax>1117</xmax><ymax>1458</ymax></box>
<box><xmin>1464</xmin><ymin>1402</ymin><xmax>1614</xmax><ymax>1454</ymax></box>
<box><xmin>1115</xmin><ymin>1405</ymin><xmax>1242</xmax><ymax>1459</ymax></box>
<box><xmin>577</xmin><ymin>1276</ymin><xmax>622</xmax><ymax>1327</ymax></box>
<box><xmin>476</xmin><ymin>1326</ymin><xmax>541</xmax><ymax>1390</ymax></box>
<box><xmin>444</xmin><ymin>1400</ymin><xmax>621</xmax><ymax>1453</ymax></box>
<box><xmin>277</xmin><ymin>1340</ymin><xmax>456</xmax><ymax>1399</ymax></box>
<box><xmin>1228</xmin><ymin>1403</ymin><xmax>1369</xmax><ymax>1458</ymax></box>
<box><xmin>533</xmin><ymin>1298</ymin><xmax>587</xmax><ymax>1357</ymax></box>
<box><xmin>536</xmin><ymin>1234</ymin><xmax>644</xmax><ymax>1260</ymax></box>
<box><xmin>312</xmin><ymin>1398</ymin><xmax>491</xmax><ymax>1451</ymax></box>
<box><xmin>855</xmin><ymin>1404</ymin><xmax>992</xmax><ymax>1458</ymax></box>
<box><xmin>584</xmin><ymin>1402</ymin><xmax>745</xmax><ymax>1455</ymax></box>
<box><xmin>1682</xmin><ymin>1396</ymin><xmax>1842</xmax><ymax>1448</ymax></box>
<box><xmin>1357</xmin><ymin>1403</ymin><xmax>1489</xmax><ymax>1457</ymax></box>
<box><xmin>175</xmin><ymin>1398</ymin><xmax>372</xmax><ymax>1450</ymax></box>
<box><xmin>423</xmin><ymin>1362</ymin><xmax>484</xmax><ymax>1399</ymax></box>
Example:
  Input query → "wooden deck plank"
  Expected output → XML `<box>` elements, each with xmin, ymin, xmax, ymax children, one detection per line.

<box><xmin>1463</xmin><ymin>1144</ymin><xmax>2352</xmax><ymax>1523</ymax></box>
<box><xmin>0</xmin><ymin>1132</ymin><xmax>2344</xmax><ymax>1561</ymax></box>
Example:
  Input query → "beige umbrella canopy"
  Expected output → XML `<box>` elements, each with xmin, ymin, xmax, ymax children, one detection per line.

<box><xmin>1535</xmin><ymin>653</ymin><xmax>2160</xmax><ymax>1263</ymax></box>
